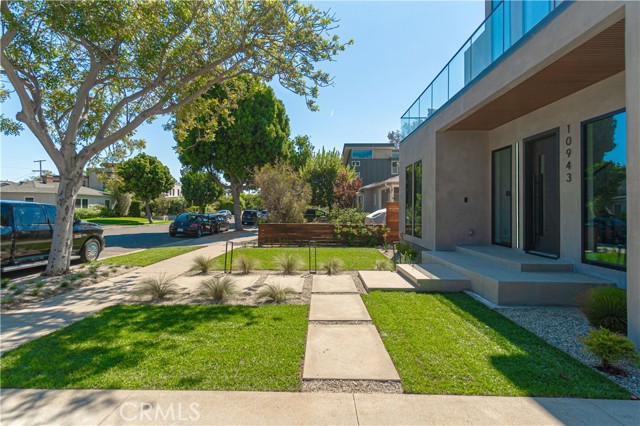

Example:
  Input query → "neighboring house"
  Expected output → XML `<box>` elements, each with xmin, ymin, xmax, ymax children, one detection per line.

<box><xmin>0</xmin><ymin>181</ymin><xmax>15</xmax><ymax>187</ymax></box>
<box><xmin>358</xmin><ymin>175</ymin><xmax>399</xmax><ymax>213</ymax></box>
<box><xmin>398</xmin><ymin>0</ymin><xmax>638</xmax><ymax>346</ymax></box>
<box><xmin>0</xmin><ymin>177</ymin><xmax>112</xmax><ymax>208</ymax></box>
<box><xmin>342</xmin><ymin>143</ymin><xmax>399</xmax><ymax>212</ymax></box>
<box><xmin>162</xmin><ymin>183</ymin><xmax>182</xmax><ymax>198</ymax></box>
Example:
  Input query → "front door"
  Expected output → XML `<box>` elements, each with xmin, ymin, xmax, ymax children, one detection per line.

<box><xmin>524</xmin><ymin>130</ymin><xmax>560</xmax><ymax>257</ymax></box>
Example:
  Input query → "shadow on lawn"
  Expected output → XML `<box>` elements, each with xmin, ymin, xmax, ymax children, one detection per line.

<box><xmin>0</xmin><ymin>305</ymin><xmax>260</xmax><ymax>389</ymax></box>
<box><xmin>439</xmin><ymin>293</ymin><xmax>629</xmax><ymax>399</ymax></box>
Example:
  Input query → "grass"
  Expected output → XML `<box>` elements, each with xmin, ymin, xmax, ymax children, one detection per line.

<box><xmin>585</xmin><ymin>252</ymin><xmax>626</xmax><ymax>265</ymax></box>
<box><xmin>98</xmin><ymin>246</ymin><xmax>204</xmax><ymax>267</ymax></box>
<box><xmin>362</xmin><ymin>292</ymin><xmax>630</xmax><ymax>399</ymax></box>
<box><xmin>86</xmin><ymin>217</ymin><xmax>172</xmax><ymax>226</ymax></box>
<box><xmin>211</xmin><ymin>247</ymin><xmax>389</xmax><ymax>271</ymax></box>
<box><xmin>0</xmin><ymin>304</ymin><xmax>309</xmax><ymax>391</ymax></box>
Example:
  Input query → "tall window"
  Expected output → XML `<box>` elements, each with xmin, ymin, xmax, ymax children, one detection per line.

<box><xmin>582</xmin><ymin>110</ymin><xmax>626</xmax><ymax>270</ymax></box>
<box><xmin>391</xmin><ymin>160</ymin><xmax>399</xmax><ymax>175</ymax></box>
<box><xmin>75</xmin><ymin>198</ymin><xmax>89</xmax><ymax>208</ymax></box>
<box><xmin>405</xmin><ymin>160</ymin><xmax>423</xmax><ymax>237</ymax></box>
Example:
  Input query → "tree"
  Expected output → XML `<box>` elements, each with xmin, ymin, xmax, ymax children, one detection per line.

<box><xmin>254</xmin><ymin>161</ymin><xmax>310</xmax><ymax>223</ymax></box>
<box><xmin>302</xmin><ymin>148</ymin><xmax>343</xmax><ymax>209</ymax></box>
<box><xmin>181</xmin><ymin>168</ymin><xmax>223</xmax><ymax>214</ymax></box>
<box><xmin>287</xmin><ymin>135</ymin><xmax>314</xmax><ymax>171</ymax></box>
<box><xmin>333</xmin><ymin>170</ymin><xmax>362</xmax><ymax>209</ymax></box>
<box><xmin>1</xmin><ymin>1</ymin><xmax>349</xmax><ymax>275</ymax></box>
<box><xmin>387</xmin><ymin>130</ymin><xmax>402</xmax><ymax>150</ymax></box>
<box><xmin>116</xmin><ymin>154</ymin><xmax>175</xmax><ymax>223</ymax></box>
<box><xmin>175</xmin><ymin>78</ymin><xmax>291</xmax><ymax>230</ymax></box>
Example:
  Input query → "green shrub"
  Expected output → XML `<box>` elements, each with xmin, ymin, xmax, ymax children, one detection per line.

<box><xmin>34</xmin><ymin>281</ymin><xmax>45</xmax><ymax>288</ymax></box>
<box><xmin>396</xmin><ymin>243</ymin><xmax>420</xmax><ymax>264</ymax></box>
<box><xmin>274</xmin><ymin>253</ymin><xmax>304</xmax><ymax>275</ymax></box>
<box><xmin>233</xmin><ymin>254</ymin><xmax>259</xmax><ymax>275</ymax></box>
<box><xmin>30</xmin><ymin>289</ymin><xmax>40</xmax><ymax>296</ymax></box>
<box><xmin>74</xmin><ymin>207</ymin><xmax>101</xmax><ymax>219</ymax></box>
<box><xmin>190</xmin><ymin>255</ymin><xmax>214</xmax><ymax>274</ymax></box>
<box><xmin>8</xmin><ymin>284</ymin><xmax>17</xmax><ymax>291</ymax></box>
<box><xmin>374</xmin><ymin>259</ymin><xmax>392</xmax><ymax>271</ymax></box>
<box><xmin>131</xmin><ymin>274</ymin><xmax>178</xmax><ymax>300</ymax></box>
<box><xmin>60</xmin><ymin>281</ymin><xmax>70</xmax><ymax>288</ymax></box>
<box><xmin>128</xmin><ymin>200</ymin><xmax>142</xmax><ymax>217</ymax></box>
<box><xmin>199</xmin><ymin>275</ymin><xmax>237</xmax><ymax>303</ymax></box>
<box><xmin>583</xmin><ymin>287</ymin><xmax>627</xmax><ymax>334</ymax></box>
<box><xmin>329</xmin><ymin>208</ymin><xmax>387</xmax><ymax>247</ymax></box>
<box><xmin>1</xmin><ymin>278</ymin><xmax>10</xmax><ymax>288</ymax></box>
<box><xmin>580</xmin><ymin>327</ymin><xmax>639</xmax><ymax>369</ymax></box>
<box><xmin>1</xmin><ymin>297</ymin><xmax>15</xmax><ymax>305</ymax></box>
<box><xmin>256</xmin><ymin>283</ymin><xmax>296</xmax><ymax>304</ymax></box>
<box><xmin>168</xmin><ymin>198</ymin><xmax>186</xmax><ymax>215</ymax></box>
<box><xmin>13</xmin><ymin>288</ymin><xmax>23</xmax><ymax>295</ymax></box>
<box><xmin>319</xmin><ymin>257</ymin><xmax>343</xmax><ymax>275</ymax></box>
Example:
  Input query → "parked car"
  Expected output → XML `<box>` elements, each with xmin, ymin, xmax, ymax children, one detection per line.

<box><xmin>169</xmin><ymin>213</ymin><xmax>213</xmax><ymax>237</ymax></box>
<box><xmin>1</xmin><ymin>200</ymin><xmax>105</xmax><ymax>272</ymax></box>
<box><xmin>210</xmin><ymin>214</ymin><xmax>230</xmax><ymax>233</ymax></box>
<box><xmin>304</xmin><ymin>208</ymin><xmax>327</xmax><ymax>222</ymax></box>
<box><xmin>260</xmin><ymin>210</ymin><xmax>268</xmax><ymax>220</ymax></box>
<box><xmin>217</xmin><ymin>210</ymin><xmax>232</xmax><ymax>218</ymax></box>
<box><xmin>241</xmin><ymin>210</ymin><xmax>259</xmax><ymax>226</ymax></box>
<box><xmin>365</xmin><ymin>208</ymin><xmax>387</xmax><ymax>225</ymax></box>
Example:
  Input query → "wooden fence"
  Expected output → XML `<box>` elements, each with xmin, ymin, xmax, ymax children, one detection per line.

<box><xmin>386</xmin><ymin>201</ymin><xmax>399</xmax><ymax>242</ymax></box>
<box><xmin>258</xmin><ymin>222</ymin><xmax>387</xmax><ymax>246</ymax></box>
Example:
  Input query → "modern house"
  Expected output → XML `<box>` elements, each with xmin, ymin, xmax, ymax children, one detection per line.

<box><xmin>0</xmin><ymin>176</ymin><xmax>113</xmax><ymax>208</ymax></box>
<box><xmin>398</xmin><ymin>0</ymin><xmax>638</xmax><ymax>346</ymax></box>
<box><xmin>162</xmin><ymin>183</ymin><xmax>183</xmax><ymax>199</ymax></box>
<box><xmin>341</xmin><ymin>143</ymin><xmax>399</xmax><ymax>212</ymax></box>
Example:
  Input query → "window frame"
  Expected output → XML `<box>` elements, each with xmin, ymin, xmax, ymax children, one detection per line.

<box><xmin>391</xmin><ymin>160</ymin><xmax>399</xmax><ymax>175</ymax></box>
<box><xmin>24</xmin><ymin>197</ymin><xmax>34</xmax><ymax>202</ymax></box>
<box><xmin>75</xmin><ymin>198</ymin><xmax>89</xmax><ymax>209</ymax></box>
<box><xmin>351</xmin><ymin>160</ymin><xmax>360</xmax><ymax>168</ymax></box>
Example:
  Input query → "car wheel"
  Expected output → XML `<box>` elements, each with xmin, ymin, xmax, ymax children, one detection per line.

<box><xmin>169</xmin><ymin>232</ymin><xmax>176</xmax><ymax>237</ymax></box>
<box><xmin>196</xmin><ymin>228</ymin><xmax>202</xmax><ymax>238</ymax></box>
<box><xmin>80</xmin><ymin>238</ymin><xmax>101</xmax><ymax>263</ymax></box>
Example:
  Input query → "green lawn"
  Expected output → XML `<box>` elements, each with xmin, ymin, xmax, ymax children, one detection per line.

<box><xmin>210</xmin><ymin>247</ymin><xmax>389</xmax><ymax>270</ymax></box>
<box><xmin>362</xmin><ymin>292</ymin><xmax>629</xmax><ymax>398</ymax></box>
<box><xmin>87</xmin><ymin>217</ymin><xmax>172</xmax><ymax>226</ymax></box>
<box><xmin>585</xmin><ymin>252</ymin><xmax>626</xmax><ymax>266</ymax></box>
<box><xmin>98</xmin><ymin>246</ymin><xmax>204</xmax><ymax>267</ymax></box>
<box><xmin>0</xmin><ymin>304</ymin><xmax>308</xmax><ymax>391</ymax></box>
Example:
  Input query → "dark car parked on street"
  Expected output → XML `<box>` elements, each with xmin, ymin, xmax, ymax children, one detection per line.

<box><xmin>206</xmin><ymin>214</ymin><xmax>230</xmax><ymax>233</ymax></box>
<box><xmin>304</xmin><ymin>208</ymin><xmax>328</xmax><ymax>222</ymax></box>
<box><xmin>169</xmin><ymin>213</ymin><xmax>214</xmax><ymax>237</ymax></box>
<box><xmin>1</xmin><ymin>200</ymin><xmax>105</xmax><ymax>272</ymax></box>
<box><xmin>241</xmin><ymin>210</ymin><xmax>259</xmax><ymax>226</ymax></box>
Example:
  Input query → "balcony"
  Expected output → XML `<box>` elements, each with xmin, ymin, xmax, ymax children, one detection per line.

<box><xmin>400</xmin><ymin>0</ymin><xmax>571</xmax><ymax>139</ymax></box>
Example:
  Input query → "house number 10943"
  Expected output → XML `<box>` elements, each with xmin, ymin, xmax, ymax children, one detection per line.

<box><xmin>565</xmin><ymin>128</ymin><xmax>572</xmax><ymax>182</ymax></box>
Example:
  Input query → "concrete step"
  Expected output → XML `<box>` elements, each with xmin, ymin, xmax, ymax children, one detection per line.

<box><xmin>423</xmin><ymin>250</ymin><xmax>613</xmax><ymax>306</ymax></box>
<box><xmin>455</xmin><ymin>245</ymin><xmax>575</xmax><ymax>272</ymax></box>
<box><xmin>396</xmin><ymin>264</ymin><xmax>470</xmax><ymax>292</ymax></box>
<box><xmin>358</xmin><ymin>270</ymin><xmax>415</xmax><ymax>292</ymax></box>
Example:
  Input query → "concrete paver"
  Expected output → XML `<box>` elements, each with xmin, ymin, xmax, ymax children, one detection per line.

<box><xmin>2</xmin><ymin>389</ymin><xmax>637</xmax><ymax>426</ymax></box>
<box><xmin>309</xmin><ymin>294</ymin><xmax>371</xmax><ymax>321</ymax></box>
<box><xmin>263</xmin><ymin>275</ymin><xmax>305</xmax><ymax>293</ymax></box>
<box><xmin>358</xmin><ymin>270</ymin><xmax>415</xmax><ymax>291</ymax></box>
<box><xmin>311</xmin><ymin>274</ymin><xmax>358</xmax><ymax>293</ymax></box>
<box><xmin>302</xmin><ymin>323</ymin><xmax>400</xmax><ymax>381</ymax></box>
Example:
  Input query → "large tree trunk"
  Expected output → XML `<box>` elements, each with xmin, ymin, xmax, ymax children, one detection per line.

<box><xmin>231</xmin><ymin>181</ymin><xmax>243</xmax><ymax>231</ymax></box>
<box><xmin>44</xmin><ymin>168</ymin><xmax>85</xmax><ymax>276</ymax></box>
<box><xmin>145</xmin><ymin>199</ymin><xmax>153</xmax><ymax>223</ymax></box>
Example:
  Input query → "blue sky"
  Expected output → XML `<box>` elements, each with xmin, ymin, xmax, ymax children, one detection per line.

<box><xmin>0</xmin><ymin>1</ymin><xmax>484</xmax><ymax>182</ymax></box>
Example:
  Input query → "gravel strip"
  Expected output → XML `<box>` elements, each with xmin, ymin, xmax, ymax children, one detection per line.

<box><xmin>347</xmin><ymin>271</ymin><xmax>367</xmax><ymax>294</ymax></box>
<box><xmin>302</xmin><ymin>379</ymin><xmax>403</xmax><ymax>394</ymax></box>
<box><xmin>496</xmin><ymin>306</ymin><xmax>640</xmax><ymax>396</ymax></box>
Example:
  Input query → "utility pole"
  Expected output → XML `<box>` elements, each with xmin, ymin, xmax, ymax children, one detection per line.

<box><xmin>33</xmin><ymin>159</ymin><xmax>46</xmax><ymax>180</ymax></box>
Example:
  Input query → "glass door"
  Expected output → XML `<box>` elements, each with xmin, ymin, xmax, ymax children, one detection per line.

<box><xmin>492</xmin><ymin>146</ymin><xmax>512</xmax><ymax>247</ymax></box>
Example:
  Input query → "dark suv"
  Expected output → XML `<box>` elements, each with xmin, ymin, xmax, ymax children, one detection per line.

<box><xmin>241</xmin><ymin>210</ymin><xmax>258</xmax><ymax>226</ymax></box>
<box><xmin>304</xmin><ymin>208</ymin><xmax>327</xmax><ymax>222</ymax></box>
<box><xmin>1</xmin><ymin>200</ymin><xmax>105</xmax><ymax>272</ymax></box>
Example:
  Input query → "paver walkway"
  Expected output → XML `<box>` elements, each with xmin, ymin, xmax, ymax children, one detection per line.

<box><xmin>1</xmin><ymin>388</ymin><xmax>637</xmax><ymax>425</ymax></box>
<box><xmin>302</xmin><ymin>274</ymin><xmax>400</xmax><ymax>382</ymax></box>
<box><xmin>0</xmin><ymin>232</ymin><xmax>257</xmax><ymax>354</ymax></box>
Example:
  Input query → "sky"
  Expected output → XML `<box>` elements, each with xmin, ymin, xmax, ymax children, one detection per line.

<box><xmin>0</xmin><ymin>0</ymin><xmax>485</xmax><ymax>182</ymax></box>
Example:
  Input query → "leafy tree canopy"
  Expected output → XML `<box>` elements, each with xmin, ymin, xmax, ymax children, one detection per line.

<box><xmin>302</xmin><ymin>147</ymin><xmax>343</xmax><ymax>209</ymax></box>
<box><xmin>254</xmin><ymin>161</ymin><xmax>310</xmax><ymax>223</ymax></box>
<box><xmin>287</xmin><ymin>135</ymin><xmax>314</xmax><ymax>171</ymax></box>
<box><xmin>181</xmin><ymin>168</ymin><xmax>223</xmax><ymax>214</ymax></box>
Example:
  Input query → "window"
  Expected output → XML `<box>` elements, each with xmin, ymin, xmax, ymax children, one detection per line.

<box><xmin>405</xmin><ymin>160</ymin><xmax>423</xmax><ymax>237</ymax></box>
<box><xmin>352</xmin><ymin>149</ymin><xmax>372</xmax><ymax>159</ymax></box>
<box><xmin>24</xmin><ymin>197</ymin><xmax>34</xmax><ymax>202</ymax></box>
<box><xmin>351</xmin><ymin>161</ymin><xmax>360</xmax><ymax>168</ymax></box>
<box><xmin>75</xmin><ymin>198</ymin><xmax>89</xmax><ymax>208</ymax></box>
<box><xmin>1</xmin><ymin>204</ymin><xmax>10</xmax><ymax>227</ymax></box>
<box><xmin>104</xmin><ymin>199</ymin><xmax>111</xmax><ymax>209</ymax></box>
<box><xmin>582</xmin><ymin>110</ymin><xmax>626</xmax><ymax>270</ymax></box>
<box><xmin>16</xmin><ymin>204</ymin><xmax>47</xmax><ymax>226</ymax></box>
<box><xmin>44</xmin><ymin>205</ymin><xmax>57</xmax><ymax>223</ymax></box>
<box><xmin>391</xmin><ymin>161</ymin><xmax>399</xmax><ymax>175</ymax></box>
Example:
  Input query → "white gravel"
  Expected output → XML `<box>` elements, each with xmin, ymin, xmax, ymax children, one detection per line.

<box><xmin>496</xmin><ymin>306</ymin><xmax>640</xmax><ymax>397</ymax></box>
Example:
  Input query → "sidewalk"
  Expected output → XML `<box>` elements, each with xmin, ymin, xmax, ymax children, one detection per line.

<box><xmin>0</xmin><ymin>232</ymin><xmax>257</xmax><ymax>354</ymax></box>
<box><xmin>1</xmin><ymin>388</ymin><xmax>637</xmax><ymax>425</ymax></box>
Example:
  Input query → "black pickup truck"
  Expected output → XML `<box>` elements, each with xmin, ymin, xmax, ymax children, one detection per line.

<box><xmin>1</xmin><ymin>200</ymin><xmax>105</xmax><ymax>272</ymax></box>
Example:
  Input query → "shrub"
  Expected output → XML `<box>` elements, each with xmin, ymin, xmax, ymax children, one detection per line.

<box><xmin>60</xmin><ymin>281</ymin><xmax>70</xmax><ymax>288</ymax></box>
<box><xmin>583</xmin><ymin>287</ymin><xmax>627</xmax><ymax>334</ymax></box>
<box><xmin>190</xmin><ymin>255</ymin><xmax>214</xmax><ymax>274</ymax></box>
<box><xmin>396</xmin><ymin>243</ymin><xmax>420</xmax><ymax>264</ymax></box>
<box><xmin>150</xmin><ymin>196</ymin><xmax>171</xmax><ymax>216</ymax></box>
<box><xmin>256</xmin><ymin>283</ymin><xmax>296</xmax><ymax>304</ymax></box>
<box><xmin>2</xmin><ymin>277</ymin><xmax>11</xmax><ymax>288</ymax></box>
<box><xmin>1</xmin><ymin>297</ymin><xmax>15</xmax><ymax>305</ymax></box>
<box><xmin>128</xmin><ymin>200</ymin><xmax>142</xmax><ymax>217</ymax></box>
<box><xmin>199</xmin><ymin>275</ymin><xmax>237</xmax><ymax>303</ymax></box>
<box><xmin>34</xmin><ymin>281</ymin><xmax>45</xmax><ymax>288</ymax></box>
<box><xmin>374</xmin><ymin>259</ymin><xmax>392</xmax><ymax>271</ymax></box>
<box><xmin>30</xmin><ymin>289</ymin><xmax>40</xmax><ymax>296</ymax></box>
<box><xmin>74</xmin><ymin>207</ymin><xmax>101</xmax><ymax>219</ymax></box>
<box><xmin>274</xmin><ymin>253</ymin><xmax>304</xmax><ymax>275</ymax></box>
<box><xmin>131</xmin><ymin>274</ymin><xmax>179</xmax><ymax>300</ymax></box>
<box><xmin>320</xmin><ymin>257</ymin><xmax>343</xmax><ymax>275</ymax></box>
<box><xmin>13</xmin><ymin>288</ymin><xmax>23</xmax><ymax>295</ymax></box>
<box><xmin>168</xmin><ymin>197</ymin><xmax>186</xmax><ymax>215</ymax></box>
<box><xmin>113</xmin><ymin>189</ymin><xmax>132</xmax><ymax>217</ymax></box>
<box><xmin>330</xmin><ymin>208</ymin><xmax>387</xmax><ymax>246</ymax></box>
<box><xmin>234</xmin><ymin>254</ymin><xmax>259</xmax><ymax>275</ymax></box>
<box><xmin>254</xmin><ymin>161</ymin><xmax>310</xmax><ymax>223</ymax></box>
<box><xmin>580</xmin><ymin>327</ymin><xmax>639</xmax><ymax>370</ymax></box>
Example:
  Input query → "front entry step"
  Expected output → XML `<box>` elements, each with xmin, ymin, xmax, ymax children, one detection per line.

<box><xmin>396</xmin><ymin>264</ymin><xmax>471</xmax><ymax>292</ymax></box>
<box><xmin>455</xmin><ymin>245</ymin><xmax>574</xmax><ymax>272</ymax></box>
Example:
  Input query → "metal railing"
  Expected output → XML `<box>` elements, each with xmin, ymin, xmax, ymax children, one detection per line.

<box><xmin>223</xmin><ymin>241</ymin><xmax>234</xmax><ymax>274</ymax></box>
<box><xmin>400</xmin><ymin>0</ymin><xmax>569</xmax><ymax>139</ymax></box>
<box><xmin>308</xmin><ymin>240</ymin><xmax>318</xmax><ymax>274</ymax></box>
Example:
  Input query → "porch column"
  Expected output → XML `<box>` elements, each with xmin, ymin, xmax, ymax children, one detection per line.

<box><xmin>625</xmin><ymin>0</ymin><xmax>640</xmax><ymax>348</ymax></box>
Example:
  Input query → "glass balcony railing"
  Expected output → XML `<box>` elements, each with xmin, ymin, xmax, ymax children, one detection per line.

<box><xmin>400</xmin><ymin>0</ymin><xmax>570</xmax><ymax>139</ymax></box>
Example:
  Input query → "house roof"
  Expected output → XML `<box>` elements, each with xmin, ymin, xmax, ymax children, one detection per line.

<box><xmin>359</xmin><ymin>175</ymin><xmax>400</xmax><ymax>191</ymax></box>
<box><xmin>0</xmin><ymin>181</ymin><xmax>111</xmax><ymax>197</ymax></box>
